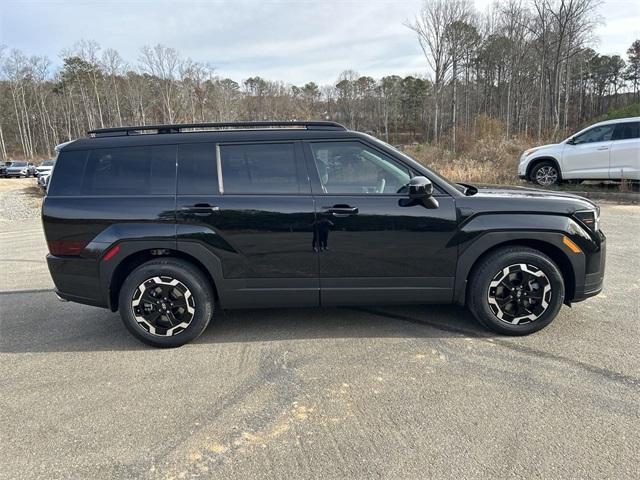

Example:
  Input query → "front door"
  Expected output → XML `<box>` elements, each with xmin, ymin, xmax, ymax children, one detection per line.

<box><xmin>304</xmin><ymin>140</ymin><xmax>459</xmax><ymax>306</ymax></box>
<box><xmin>176</xmin><ymin>141</ymin><xmax>319</xmax><ymax>308</ymax></box>
<box><xmin>562</xmin><ymin>124</ymin><xmax>615</xmax><ymax>179</ymax></box>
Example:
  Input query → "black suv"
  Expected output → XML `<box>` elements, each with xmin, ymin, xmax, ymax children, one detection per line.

<box><xmin>42</xmin><ymin>121</ymin><xmax>606</xmax><ymax>347</ymax></box>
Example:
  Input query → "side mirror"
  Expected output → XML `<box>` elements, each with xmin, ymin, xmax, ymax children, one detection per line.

<box><xmin>402</xmin><ymin>176</ymin><xmax>439</xmax><ymax>209</ymax></box>
<box><xmin>408</xmin><ymin>176</ymin><xmax>433</xmax><ymax>200</ymax></box>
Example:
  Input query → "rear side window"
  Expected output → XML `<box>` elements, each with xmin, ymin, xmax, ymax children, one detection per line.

<box><xmin>178</xmin><ymin>143</ymin><xmax>218</xmax><ymax>194</ymax></box>
<box><xmin>82</xmin><ymin>146</ymin><xmax>176</xmax><ymax>195</ymax></box>
<box><xmin>613</xmin><ymin>122</ymin><xmax>640</xmax><ymax>140</ymax></box>
<box><xmin>219</xmin><ymin>143</ymin><xmax>304</xmax><ymax>194</ymax></box>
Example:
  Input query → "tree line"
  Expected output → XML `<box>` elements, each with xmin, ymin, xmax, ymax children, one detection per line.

<box><xmin>1</xmin><ymin>0</ymin><xmax>639</xmax><ymax>160</ymax></box>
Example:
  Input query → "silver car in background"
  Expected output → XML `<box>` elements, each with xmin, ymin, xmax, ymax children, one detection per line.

<box><xmin>36</xmin><ymin>159</ymin><xmax>55</xmax><ymax>177</ymax></box>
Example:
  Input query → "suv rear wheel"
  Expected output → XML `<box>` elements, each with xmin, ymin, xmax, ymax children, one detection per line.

<box><xmin>118</xmin><ymin>258</ymin><xmax>214</xmax><ymax>347</ymax></box>
<box><xmin>530</xmin><ymin>160</ymin><xmax>560</xmax><ymax>186</ymax></box>
<box><xmin>468</xmin><ymin>246</ymin><xmax>565</xmax><ymax>335</ymax></box>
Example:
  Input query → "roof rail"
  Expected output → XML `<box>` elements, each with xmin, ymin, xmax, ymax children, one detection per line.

<box><xmin>88</xmin><ymin>121</ymin><xmax>347</xmax><ymax>137</ymax></box>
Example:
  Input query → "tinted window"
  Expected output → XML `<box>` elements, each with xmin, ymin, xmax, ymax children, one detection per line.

<box><xmin>613</xmin><ymin>122</ymin><xmax>640</xmax><ymax>140</ymax></box>
<box><xmin>47</xmin><ymin>150</ymin><xmax>89</xmax><ymax>196</ymax></box>
<box><xmin>309</xmin><ymin>141</ymin><xmax>411</xmax><ymax>194</ymax></box>
<box><xmin>574</xmin><ymin>125</ymin><xmax>615</xmax><ymax>144</ymax></box>
<box><xmin>81</xmin><ymin>145</ymin><xmax>176</xmax><ymax>195</ymax></box>
<box><xmin>178</xmin><ymin>143</ymin><xmax>218</xmax><ymax>194</ymax></box>
<box><xmin>220</xmin><ymin>143</ymin><xmax>302</xmax><ymax>194</ymax></box>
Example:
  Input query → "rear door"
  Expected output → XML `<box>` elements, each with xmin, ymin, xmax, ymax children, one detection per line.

<box><xmin>175</xmin><ymin>141</ymin><xmax>319</xmax><ymax>308</ymax></box>
<box><xmin>562</xmin><ymin>124</ymin><xmax>615</xmax><ymax>179</ymax></box>
<box><xmin>610</xmin><ymin>121</ymin><xmax>640</xmax><ymax>180</ymax></box>
<box><xmin>304</xmin><ymin>139</ymin><xmax>459</xmax><ymax>306</ymax></box>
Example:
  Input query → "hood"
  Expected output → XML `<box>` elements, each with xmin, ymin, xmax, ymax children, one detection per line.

<box><xmin>524</xmin><ymin>143</ymin><xmax>560</xmax><ymax>155</ymax></box>
<box><xmin>459</xmin><ymin>184</ymin><xmax>597</xmax><ymax>216</ymax></box>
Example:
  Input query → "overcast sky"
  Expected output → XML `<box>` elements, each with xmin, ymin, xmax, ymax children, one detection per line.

<box><xmin>1</xmin><ymin>0</ymin><xmax>638</xmax><ymax>85</ymax></box>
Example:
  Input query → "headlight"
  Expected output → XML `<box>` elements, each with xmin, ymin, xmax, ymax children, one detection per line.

<box><xmin>574</xmin><ymin>208</ymin><xmax>600</xmax><ymax>232</ymax></box>
<box><xmin>523</xmin><ymin>147</ymin><xmax>540</xmax><ymax>157</ymax></box>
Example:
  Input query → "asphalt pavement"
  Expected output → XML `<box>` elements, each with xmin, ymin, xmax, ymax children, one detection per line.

<box><xmin>0</xmin><ymin>201</ymin><xmax>638</xmax><ymax>479</ymax></box>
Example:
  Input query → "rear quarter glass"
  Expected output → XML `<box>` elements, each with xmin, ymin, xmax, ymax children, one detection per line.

<box><xmin>47</xmin><ymin>150</ymin><xmax>89</xmax><ymax>196</ymax></box>
<box><xmin>49</xmin><ymin>146</ymin><xmax>177</xmax><ymax>196</ymax></box>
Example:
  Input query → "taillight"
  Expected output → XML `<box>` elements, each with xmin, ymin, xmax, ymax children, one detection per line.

<box><xmin>47</xmin><ymin>240</ymin><xmax>88</xmax><ymax>256</ymax></box>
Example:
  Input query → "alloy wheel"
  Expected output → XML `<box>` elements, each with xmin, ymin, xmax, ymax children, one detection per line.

<box><xmin>131</xmin><ymin>276</ymin><xmax>195</xmax><ymax>336</ymax></box>
<box><xmin>487</xmin><ymin>264</ymin><xmax>552</xmax><ymax>325</ymax></box>
<box><xmin>535</xmin><ymin>166</ymin><xmax>558</xmax><ymax>186</ymax></box>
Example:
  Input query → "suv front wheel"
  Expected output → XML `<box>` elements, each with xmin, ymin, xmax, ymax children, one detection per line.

<box><xmin>530</xmin><ymin>160</ymin><xmax>560</xmax><ymax>186</ymax></box>
<box><xmin>468</xmin><ymin>246</ymin><xmax>565</xmax><ymax>335</ymax></box>
<box><xmin>118</xmin><ymin>258</ymin><xmax>214</xmax><ymax>347</ymax></box>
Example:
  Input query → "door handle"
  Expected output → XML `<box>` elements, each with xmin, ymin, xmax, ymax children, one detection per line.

<box><xmin>596</xmin><ymin>146</ymin><xmax>609</xmax><ymax>151</ymax></box>
<box><xmin>180</xmin><ymin>204</ymin><xmax>220</xmax><ymax>216</ymax></box>
<box><xmin>323</xmin><ymin>205</ymin><xmax>358</xmax><ymax>216</ymax></box>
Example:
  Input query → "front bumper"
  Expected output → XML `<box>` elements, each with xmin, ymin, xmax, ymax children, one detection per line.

<box><xmin>517</xmin><ymin>156</ymin><xmax>528</xmax><ymax>179</ymax></box>
<box><xmin>572</xmin><ymin>232</ymin><xmax>606</xmax><ymax>302</ymax></box>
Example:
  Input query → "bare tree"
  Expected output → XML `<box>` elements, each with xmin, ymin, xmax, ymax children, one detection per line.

<box><xmin>406</xmin><ymin>0</ymin><xmax>472</xmax><ymax>143</ymax></box>
<box><xmin>139</xmin><ymin>44</ymin><xmax>181</xmax><ymax>123</ymax></box>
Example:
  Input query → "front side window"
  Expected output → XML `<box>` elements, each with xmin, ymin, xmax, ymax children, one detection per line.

<box><xmin>309</xmin><ymin>141</ymin><xmax>411</xmax><ymax>194</ymax></box>
<box><xmin>219</xmin><ymin>143</ymin><xmax>301</xmax><ymax>194</ymax></box>
<box><xmin>613</xmin><ymin>122</ymin><xmax>640</xmax><ymax>141</ymax></box>
<box><xmin>573</xmin><ymin>125</ymin><xmax>615</xmax><ymax>144</ymax></box>
<box><xmin>82</xmin><ymin>145</ymin><xmax>176</xmax><ymax>195</ymax></box>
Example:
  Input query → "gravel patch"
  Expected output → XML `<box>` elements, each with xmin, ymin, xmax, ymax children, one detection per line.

<box><xmin>0</xmin><ymin>184</ymin><xmax>43</xmax><ymax>222</ymax></box>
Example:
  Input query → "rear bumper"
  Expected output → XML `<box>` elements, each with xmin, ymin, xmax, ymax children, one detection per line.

<box><xmin>47</xmin><ymin>254</ymin><xmax>108</xmax><ymax>308</ymax></box>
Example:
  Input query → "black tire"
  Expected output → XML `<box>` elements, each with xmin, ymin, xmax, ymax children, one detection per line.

<box><xmin>530</xmin><ymin>160</ymin><xmax>560</xmax><ymax>186</ymax></box>
<box><xmin>468</xmin><ymin>246</ymin><xmax>565</xmax><ymax>335</ymax></box>
<box><xmin>118</xmin><ymin>258</ymin><xmax>214</xmax><ymax>348</ymax></box>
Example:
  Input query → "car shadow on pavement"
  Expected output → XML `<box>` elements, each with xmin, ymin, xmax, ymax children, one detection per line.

<box><xmin>0</xmin><ymin>289</ymin><xmax>487</xmax><ymax>353</ymax></box>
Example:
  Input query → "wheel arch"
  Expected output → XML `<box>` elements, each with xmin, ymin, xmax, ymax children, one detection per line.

<box><xmin>526</xmin><ymin>156</ymin><xmax>562</xmax><ymax>180</ymax></box>
<box><xmin>454</xmin><ymin>233</ymin><xmax>580</xmax><ymax>307</ymax></box>
<box><xmin>104</xmin><ymin>244</ymin><xmax>222</xmax><ymax>312</ymax></box>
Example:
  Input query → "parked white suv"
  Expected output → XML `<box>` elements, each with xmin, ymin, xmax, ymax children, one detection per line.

<box><xmin>518</xmin><ymin>117</ymin><xmax>640</xmax><ymax>186</ymax></box>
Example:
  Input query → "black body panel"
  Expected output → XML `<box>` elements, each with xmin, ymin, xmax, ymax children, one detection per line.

<box><xmin>176</xmin><ymin>195</ymin><xmax>319</xmax><ymax>308</ymax></box>
<box><xmin>312</xmin><ymin>195</ymin><xmax>458</xmax><ymax>305</ymax></box>
<box><xmin>42</xmin><ymin>124</ymin><xmax>606</xmax><ymax>315</ymax></box>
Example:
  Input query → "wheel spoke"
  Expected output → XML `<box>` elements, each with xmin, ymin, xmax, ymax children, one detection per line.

<box><xmin>172</xmin><ymin>297</ymin><xmax>187</xmax><ymax>308</ymax></box>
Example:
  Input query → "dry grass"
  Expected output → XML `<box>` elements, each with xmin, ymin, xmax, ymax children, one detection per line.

<box><xmin>404</xmin><ymin>115</ymin><xmax>539</xmax><ymax>185</ymax></box>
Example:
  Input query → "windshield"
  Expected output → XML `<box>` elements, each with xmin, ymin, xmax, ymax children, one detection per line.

<box><xmin>41</xmin><ymin>160</ymin><xmax>54</xmax><ymax>166</ymax></box>
<box><xmin>12</xmin><ymin>161</ymin><xmax>27</xmax><ymax>167</ymax></box>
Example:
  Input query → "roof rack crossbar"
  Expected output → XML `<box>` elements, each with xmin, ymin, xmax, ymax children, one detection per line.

<box><xmin>88</xmin><ymin>121</ymin><xmax>346</xmax><ymax>137</ymax></box>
